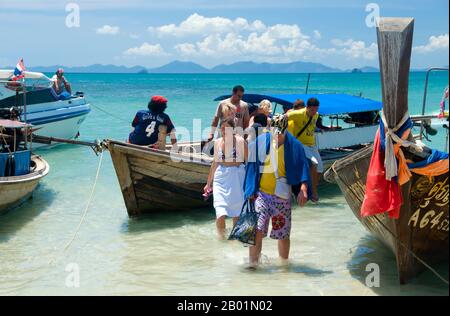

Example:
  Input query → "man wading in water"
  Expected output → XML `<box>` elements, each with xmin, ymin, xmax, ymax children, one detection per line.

<box><xmin>243</xmin><ymin>115</ymin><xmax>311</xmax><ymax>267</ymax></box>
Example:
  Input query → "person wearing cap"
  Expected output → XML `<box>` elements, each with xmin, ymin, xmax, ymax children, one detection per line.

<box><xmin>51</xmin><ymin>68</ymin><xmax>72</xmax><ymax>95</ymax></box>
<box><xmin>285</xmin><ymin>97</ymin><xmax>322</xmax><ymax>202</ymax></box>
<box><xmin>128</xmin><ymin>96</ymin><xmax>177</xmax><ymax>148</ymax></box>
<box><xmin>243</xmin><ymin>115</ymin><xmax>311</xmax><ymax>268</ymax></box>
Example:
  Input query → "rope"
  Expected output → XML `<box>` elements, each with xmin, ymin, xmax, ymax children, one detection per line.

<box><xmin>90</xmin><ymin>102</ymin><xmax>130</xmax><ymax>123</ymax></box>
<box><xmin>0</xmin><ymin>127</ymin><xmax>12</xmax><ymax>154</ymax></box>
<box><xmin>64</xmin><ymin>151</ymin><xmax>104</xmax><ymax>251</ymax></box>
<box><xmin>381</xmin><ymin>111</ymin><xmax>424</xmax><ymax>180</ymax></box>
<box><xmin>344</xmin><ymin>179</ymin><xmax>449</xmax><ymax>285</ymax></box>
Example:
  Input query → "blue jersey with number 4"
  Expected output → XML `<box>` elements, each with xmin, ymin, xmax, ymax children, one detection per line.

<box><xmin>129</xmin><ymin>110</ymin><xmax>175</xmax><ymax>145</ymax></box>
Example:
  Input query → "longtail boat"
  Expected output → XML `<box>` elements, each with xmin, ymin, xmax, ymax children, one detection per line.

<box><xmin>324</xmin><ymin>18</ymin><xmax>449</xmax><ymax>284</ymax></box>
<box><xmin>106</xmin><ymin>92</ymin><xmax>385</xmax><ymax>217</ymax></box>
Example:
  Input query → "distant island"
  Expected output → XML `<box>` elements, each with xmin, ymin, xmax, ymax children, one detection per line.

<box><xmin>11</xmin><ymin>60</ymin><xmax>384</xmax><ymax>74</ymax></box>
<box><xmin>4</xmin><ymin>60</ymin><xmax>439</xmax><ymax>74</ymax></box>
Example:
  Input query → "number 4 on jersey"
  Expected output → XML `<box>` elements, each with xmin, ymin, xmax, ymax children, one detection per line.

<box><xmin>145</xmin><ymin>121</ymin><xmax>157</xmax><ymax>138</ymax></box>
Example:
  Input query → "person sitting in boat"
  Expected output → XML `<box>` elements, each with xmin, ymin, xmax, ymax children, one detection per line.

<box><xmin>51</xmin><ymin>68</ymin><xmax>72</xmax><ymax>99</ymax></box>
<box><xmin>208</xmin><ymin>85</ymin><xmax>250</xmax><ymax>141</ymax></box>
<box><xmin>243</xmin><ymin>114</ymin><xmax>311</xmax><ymax>267</ymax></box>
<box><xmin>128</xmin><ymin>95</ymin><xmax>177</xmax><ymax>148</ymax></box>
<box><xmin>204</xmin><ymin>118</ymin><xmax>248</xmax><ymax>239</ymax></box>
<box><xmin>285</xmin><ymin>97</ymin><xmax>322</xmax><ymax>202</ymax></box>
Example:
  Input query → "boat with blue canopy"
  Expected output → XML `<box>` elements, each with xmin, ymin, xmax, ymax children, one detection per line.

<box><xmin>216</xmin><ymin>92</ymin><xmax>383</xmax><ymax>160</ymax></box>
<box><xmin>214</xmin><ymin>93</ymin><xmax>382</xmax><ymax>116</ymax></box>
<box><xmin>0</xmin><ymin>78</ymin><xmax>50</xmax><ymax>214</ymax></box>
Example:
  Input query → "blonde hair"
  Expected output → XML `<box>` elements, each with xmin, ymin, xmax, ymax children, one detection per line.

<box><xmin>259</xmin><ymin>99</ymin><xmax>272</xmax><ymax>114</ymax></box>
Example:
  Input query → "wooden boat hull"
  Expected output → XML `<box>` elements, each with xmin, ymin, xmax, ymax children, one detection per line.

<box><xmin>0</xmin><ymin>155</ymin><xmax>50</xmax><ymax>214</ymax></box>
<box><xmin>325</xmin><ymin>146</ymin><xmax>449</xmax><ymax>284</ymax></box>
<box><xmin>107</xmin><ymin>140</ymin><xmax>212</xmax><ymax>216</ymax></box>
<box><xmin>106</xmin><ymin>140</ymin><xmax>369</xmax><ymax>217</ymax></box>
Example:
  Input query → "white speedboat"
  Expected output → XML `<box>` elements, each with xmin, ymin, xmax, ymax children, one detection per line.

<box><xmin>0</xmin><ymin>70</ymin><xmax>91</xmax><ymax>146</ymax></box>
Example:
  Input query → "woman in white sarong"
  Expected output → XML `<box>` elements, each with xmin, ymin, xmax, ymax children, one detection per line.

<box><xmin>204</xmin><ymin>118</ymin><xmax>248</xmax><ymax>238</ymax></box>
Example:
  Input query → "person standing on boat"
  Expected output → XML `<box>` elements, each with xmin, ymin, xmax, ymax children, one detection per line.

<box><xmin>243</xmin><ymin>115</ymin><xmax>311</xmax><ymax>267</ymax></box>
<box><xmin>129</xmin><ymin>95</ymin><xmax>177</xmax><ymax>148</ymax></box>
<box><xmin>208</xmin><ymin>85</ymin><xmax>250</xmax><ymax>141</ymax></box>
<box><xmin>204</xmin><ymin>118</ymin><xmax>248</xmax><ymax>239</ymax></box>
<box><xmin>51</xmin><ymin>68</ymin><xmax>72</xmax><ymax>96</ymax></box>
<box><xmin>248</xmin><ymin>99</ymin><xmax>272</xmax><ymax>128</ymax></box>
<box><xmin>285</xmin><ymin>97</ymin><xmax>322</xmax><ymax>202</ymax></box>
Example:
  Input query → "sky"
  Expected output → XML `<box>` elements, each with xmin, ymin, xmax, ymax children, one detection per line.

<box><xmin>0</xmin><ymin>0</ymin><xmax>448</xmax><ymax>70</ymax></box>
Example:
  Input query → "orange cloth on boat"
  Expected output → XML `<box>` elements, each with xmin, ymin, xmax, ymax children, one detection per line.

<box><xmin>394</xmin><ymin>130</ymin><xmax>413</xmax><ymax>186</ymax></box>
<box><xmin>410</xmin><ymin>159</ymin><xmax>449</xmax><ymax>179</ymax></box>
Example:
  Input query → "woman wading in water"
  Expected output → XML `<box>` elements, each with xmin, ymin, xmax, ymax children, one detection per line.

<box><xmin>204</xmin><ymin>118</ymin><xmax>248</xmax><ymax>238</ymax></box>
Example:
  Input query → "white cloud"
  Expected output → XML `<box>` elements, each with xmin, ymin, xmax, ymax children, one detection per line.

<box><xmin>414</xmin><ymin>34</ymin><xmax>449</xmax><ymax>54</ymax></box>
<box><xmin>313</xmin><ymin>30</ymin><xmax>321</xmax><ymax>40</ymax></box>
<box><xmin>149</xmin><ymin>13</ymin><xmax>266</xmax><ymax>37</ymax></box>
<box><xmin>165</xmin><ymin>14</ymin><xmax>382</xmax><ymax>65</ymax></box>
<box><xmin>331</xmin><ymin>38</ymin><xmax>378</xmax><ymax>60</ymax></box>
<box><xmin>123</xmin><ymin>42</ymin><xmax>167</xmax><ymax>56</ymax></box>
<box><xmin>96</xmin><ymin>25</ymin><xmax>120</xmax><ymax>35</ymax></box>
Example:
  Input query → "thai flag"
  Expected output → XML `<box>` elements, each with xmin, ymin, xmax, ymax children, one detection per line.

<box><xmin>12</xmin><ymin>58</ymin><xmax>25</xmax><ymax>81</ymax></box>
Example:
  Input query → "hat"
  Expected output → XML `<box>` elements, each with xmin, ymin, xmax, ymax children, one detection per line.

<box><xmin>151</xmin><ymin>95</ymin><xmax>168</xmax><ymax>104</ymax></box>
<box><xmin>270</xmin><ymin>114</ymin><xmax>288</xmax><ymax>134</ymax></box>
<box><xmin>57</xmin><ymin>68</ymin><xmax>64</xmax><ymax>74</ymax></box>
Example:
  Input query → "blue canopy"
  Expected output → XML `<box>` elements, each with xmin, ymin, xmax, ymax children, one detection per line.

<box><xmin>214</xmin><ymin>93</ymin><xmax>382</xmax><ymax>116</ymax></box>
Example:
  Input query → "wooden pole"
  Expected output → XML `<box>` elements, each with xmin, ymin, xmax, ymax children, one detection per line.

<box><xmin>376</xmin><ymin>18</ymin><xmax>414</xmax><ymax>129</ymax></box>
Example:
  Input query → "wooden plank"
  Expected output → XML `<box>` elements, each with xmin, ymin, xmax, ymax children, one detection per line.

<box><xmin>377</xmin><ymin>17</ymin><xmax>414</xmax><ymax>129</ymax></box>
<box><xmin>108</xmin><ymin>143</ymin><xmax>140</xmax><ymax>216</ymax></box>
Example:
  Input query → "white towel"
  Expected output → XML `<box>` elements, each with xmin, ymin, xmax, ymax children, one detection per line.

<box><xmin>213</xmin><ymin>164</ymin><xmax>245</xmax><ymax>218</ymax></box>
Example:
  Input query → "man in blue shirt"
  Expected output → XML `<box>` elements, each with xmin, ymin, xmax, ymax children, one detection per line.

<box><xmin>129</xmin><ymin>96</ymin><xmax>177</xmax><ymax>148</ymax></box>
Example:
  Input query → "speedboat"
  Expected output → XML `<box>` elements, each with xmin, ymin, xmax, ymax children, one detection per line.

<box><xmin>0</xmin><ymin>70</ymin><xmax>91</xmax><ymax>147</ymax></box>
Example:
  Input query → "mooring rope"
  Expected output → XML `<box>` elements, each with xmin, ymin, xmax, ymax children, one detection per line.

<box><xmin>64</xmin><ymin>151</ymin><xmax>104</xmax><ymax>251</ymax></box>
<box><xmin>343</xmin><ymin>180</ymin><xmax>449</xmax><ymax>285</ymax></box>
<box><xmin>90</xmin><ymin>102</ymin><xmax>130</xmax><ymax>123</ymax></box>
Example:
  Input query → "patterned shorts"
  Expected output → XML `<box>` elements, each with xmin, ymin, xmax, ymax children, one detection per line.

<box><xmin>255</xmin><ymin>191</ymin><xmax>292</xmax><ymax>240</ymax></box>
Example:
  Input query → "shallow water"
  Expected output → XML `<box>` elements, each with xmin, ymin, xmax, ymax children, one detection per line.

<box><xmin>0</xmin><ymin>73</ymin><xmax>448</xmax><ymax>295</ymax></box>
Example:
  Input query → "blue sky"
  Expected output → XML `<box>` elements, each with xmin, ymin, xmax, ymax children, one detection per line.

<box><xmin>0</xmin><ymin>0</ymin><xmax>448</xmax><ymax>69</ymax></box>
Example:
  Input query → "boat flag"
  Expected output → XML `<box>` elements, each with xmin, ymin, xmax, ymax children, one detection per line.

<box><xmin>12</xmin><ymin>58</ymin><xmax>26</xmax><ymax>81</ymax></box>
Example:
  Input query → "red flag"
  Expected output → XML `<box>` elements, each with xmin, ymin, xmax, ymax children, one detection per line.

<box><xmin>360</xmin><ymin>129</ymin><xmax>403</xmax><ymax>219</ymax></box>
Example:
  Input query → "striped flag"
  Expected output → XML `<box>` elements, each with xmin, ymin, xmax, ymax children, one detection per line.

<box><xmin>12</xmin><ymin>58</ymin><xmax>26</xmax><ymax>81</ymax></box>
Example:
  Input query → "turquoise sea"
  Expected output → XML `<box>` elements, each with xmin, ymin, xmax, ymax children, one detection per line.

<box><xmin>0</xmin><ymin>72</ymin><xmax>448</xmax><ymax>296</ymax></box>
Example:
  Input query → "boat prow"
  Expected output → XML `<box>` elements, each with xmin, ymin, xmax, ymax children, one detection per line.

<box><xmin>106</xmin><ymin>140</ymin><xmax>212</xmax><ymax>217</ymax></box>
<box><xmin>0</xmin><ymin>154</ymin><xmax>50</xmax><ymax>214</ymax></box>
